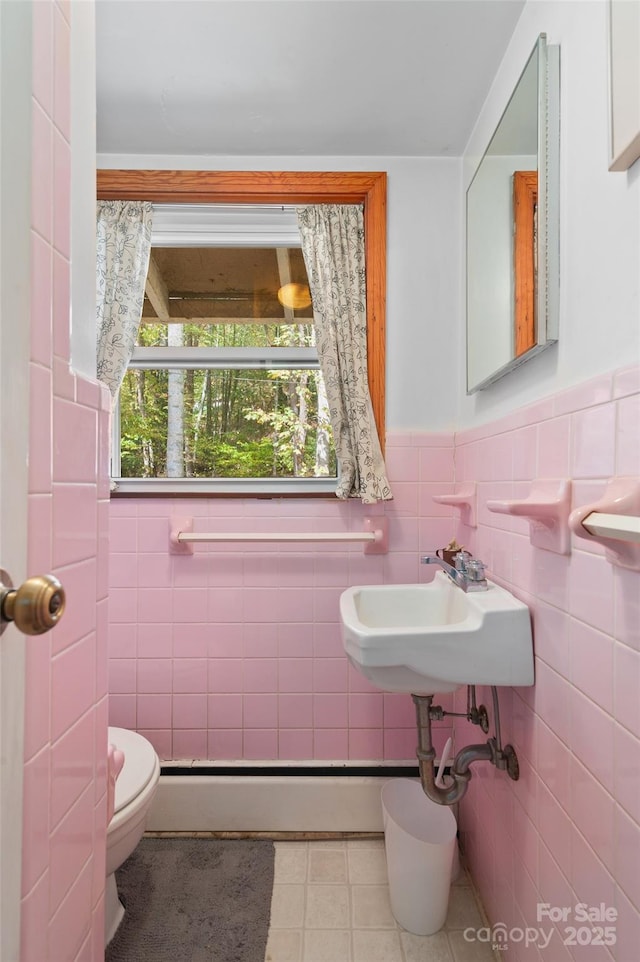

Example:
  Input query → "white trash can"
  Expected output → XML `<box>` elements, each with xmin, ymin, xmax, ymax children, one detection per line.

<box><xmin>381</xmin><ymin>778</ymin><xmax>457</xmax><ymax>935</ymax></box>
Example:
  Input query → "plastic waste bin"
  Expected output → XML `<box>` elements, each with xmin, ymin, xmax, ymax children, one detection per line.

<box><xmin>381</xmin><ymin>778</ymin><xmax>457</xmax><ymax>935</ymax></box>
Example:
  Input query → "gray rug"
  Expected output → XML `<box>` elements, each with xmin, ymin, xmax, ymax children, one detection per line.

<box><xmin>106</xmin><ymin>838</ymin><xmax>275</xmax><ymax>962</ymax></box>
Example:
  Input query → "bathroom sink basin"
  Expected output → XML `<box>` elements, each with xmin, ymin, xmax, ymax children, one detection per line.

<box><xmin>339</xmin><ymin>571</ymin><xmax>533</xmax><ymax>695</ymax></box>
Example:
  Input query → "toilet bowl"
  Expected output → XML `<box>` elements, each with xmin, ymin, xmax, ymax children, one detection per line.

<box><xmin>105</xmin><ymin>727</ymin><xmax>161</xmax><ymax>945</ymax></box>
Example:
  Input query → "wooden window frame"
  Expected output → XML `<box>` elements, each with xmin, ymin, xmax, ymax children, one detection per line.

<box><xmin>97</xmin><ymin>170</ymin><xmax>387</xmax><ymax>449</ymax></box>
<box><xmin>513</xmin><ymin>170</ymin><xmax>538</xmax><ymax>358</ymax></box>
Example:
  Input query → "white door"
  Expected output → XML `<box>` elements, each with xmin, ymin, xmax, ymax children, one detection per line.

<box><xmin>1</xmin><ymin>3</ymin><xmax>32</xmax><ymax>958</ymax></box>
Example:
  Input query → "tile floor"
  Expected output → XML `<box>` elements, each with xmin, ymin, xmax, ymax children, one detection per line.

<box><xmin>264</xmin><ymin>838</ymin><xmax>495</xmax><ymax>962</ymax></box>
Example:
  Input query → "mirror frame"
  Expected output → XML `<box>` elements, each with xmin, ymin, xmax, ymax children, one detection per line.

<box><xmin>466</xmin><ymin>34</ymin><xmax>560</xmax><ymax>394</ymax></box>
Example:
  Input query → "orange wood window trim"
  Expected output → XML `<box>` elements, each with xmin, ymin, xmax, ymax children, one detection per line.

<box><xmin>513</xmin><ymin>170</ymin><xmax>538</xmax><ymax>358</ymax></box>
<box><xmin>97</xmin><ymin>169</ymin><xmax>387</xmax><ymax>447</ymax></box>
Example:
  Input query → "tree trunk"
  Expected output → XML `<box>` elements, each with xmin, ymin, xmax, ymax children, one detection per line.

<box><xmin>314</xmin><ymin>370</ymin><xmax>331</xmax><ymax>476</ymax></box>
<box><xmin>166</xmin><ymin>324</ymin><xmax>184</xmax><ymax>477</ymax></box>
<box><xmin>135</xmin><ymin>369</ymin><xmax>154</xmax><ymax>476</ymax></box>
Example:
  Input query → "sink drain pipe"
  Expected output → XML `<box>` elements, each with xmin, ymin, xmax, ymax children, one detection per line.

<box><xmin>412</xmin><ymin>689</ymin><xmax>520</xmax><ymax>807</ymax></box>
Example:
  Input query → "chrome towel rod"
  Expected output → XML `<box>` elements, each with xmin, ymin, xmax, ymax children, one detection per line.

<box><xmin>169</xmin><ymin>516</ymin><xmax>389</xmax><ymax>555</ymax></box>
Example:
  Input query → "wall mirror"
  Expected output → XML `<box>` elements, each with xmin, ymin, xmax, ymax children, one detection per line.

<box><xmin>466</xmin><ymin>34</ymin><xmax>560</xmax><ymax>393</ymax></box>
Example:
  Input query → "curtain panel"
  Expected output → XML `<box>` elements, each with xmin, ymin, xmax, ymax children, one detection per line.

<box><xmin>297</xmin><ymin>204</ymin><xmax>392</xmax><ymax>503</ymax></box>
<box><xmin>96</xmin><ymin>200</ymin><xmax>153</xmax><ymax>402</ymax></box>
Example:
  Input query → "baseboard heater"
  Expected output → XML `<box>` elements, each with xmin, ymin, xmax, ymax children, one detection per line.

<box><xmin>150</xmin><ymin>764</ymin><xmax>428</xmax><ymax>833</ymax></box>
<box><xmin>160</xmin><ymin>764</ymin><xmax>420</xmax><ymax>778</ymax></box>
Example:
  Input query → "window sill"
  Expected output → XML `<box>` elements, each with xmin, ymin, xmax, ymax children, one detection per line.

<box><xmin>110</xmin><ymin>478</ymin><xmax>339</xmax><ymax>499</ymax></box>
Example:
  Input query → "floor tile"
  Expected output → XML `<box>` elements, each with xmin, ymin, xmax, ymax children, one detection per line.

<box><xmin>265</xmin><ymin>928</ymin><xmax>302</xmax><ymax>962</ymax></box>
<box><xmin>347</xmin><ymin>846</ymin><xmax>389</xmax><ymax>884</ymax></box>
<box><xmin>352</xmin><ymin>929</ymin><xmax>404</xmax><ymax>962</ymax></box>
<box><xmin>308</xmin><ymin>848</ymin><xmax>348</xmax><ymax>884</ymax></box>
<box><xmin>269</xmin><ymin>884</ymin><xmax>306</xmax><ymax>928</ymax></box>
<box><xmin>304</xmin><ymin>884</ymin><xmax>350</xmax><ymax>929</ymax></box>
<box><xmin>445</xmin><ymin>886</ymin><xmax>484</xmax><ymax>930</ymax></box>
<box><xmin>351</xmin><ymin>884</ymin><xmax>396</xmax><ymax>928</ymax></box>
<box><xmin>400</xmin><ymin>930</ymin><xmax>455</xmax><ymax>962</ymax></box>
<box><xmin>274</xmin><ymin>844</ymin><xmax>308</xmax><ymax>883</ymax></box>
<box><xmin>302</xmin><ymin>929</ymin><xmax>352</xmax><ymax>962</ymax></box>
<box><xmin>447</xmin><ymin>929</ymin><xmax>496</xmax><ymax>961</ymax></box>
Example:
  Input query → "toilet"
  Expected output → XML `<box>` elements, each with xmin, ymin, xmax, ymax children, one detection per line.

<box><xmin>105</xmin><ymin>726</ymin><xmax>161</xmax><ymax>945</ymax></box>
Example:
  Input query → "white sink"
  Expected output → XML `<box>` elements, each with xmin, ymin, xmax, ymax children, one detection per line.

<box><xmin>340</xmin><ymin>571</ymin><xmax>534</xmax><ymax>695</ymax></box>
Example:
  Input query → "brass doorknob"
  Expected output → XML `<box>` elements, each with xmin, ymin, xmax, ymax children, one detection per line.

<box><xmin>0</xmin><ymin>573</ymin><xmax>66</xmax><ymax>635</ymax></box>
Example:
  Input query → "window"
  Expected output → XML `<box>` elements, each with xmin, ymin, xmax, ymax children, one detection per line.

<box><xmin>98</xmin><ymin>171</ymin><xmax>386</xmax><ymax>496</ymax></box>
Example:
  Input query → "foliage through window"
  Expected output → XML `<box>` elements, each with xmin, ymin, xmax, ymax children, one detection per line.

<box><xmin>112</xmin><ymin>220</ymin><xmax>337</xmax><ymax>493</ymax></box>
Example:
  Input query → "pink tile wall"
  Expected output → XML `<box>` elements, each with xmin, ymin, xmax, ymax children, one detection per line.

<box><xmin>107</xmin><ymin>432</ymin><xmax>457</xmax><ymax>762</ymax></box>
<box><xmin>21</xmin><ymin>3</ymin><xmax>109</xmax><ymax>960</ymax></box>
<box><xmin>453</xmin><ymin>365</ymin><xmax>640</xmax><ymax>962</ymax></box>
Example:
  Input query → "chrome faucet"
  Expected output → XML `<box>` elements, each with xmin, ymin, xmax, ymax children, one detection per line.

<box><xmin>421</xmin><ymin>552</ymin><xmax>488</xmax><ymax>592</ymax></box>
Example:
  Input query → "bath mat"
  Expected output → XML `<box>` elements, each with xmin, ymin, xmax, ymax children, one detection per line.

<box><xmin>105</xmin><ymin>837</ymin><xmax>275</xmax><ymax>962</ymax></box>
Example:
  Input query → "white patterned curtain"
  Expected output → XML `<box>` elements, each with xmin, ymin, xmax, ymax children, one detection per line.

<box><xmin>297</xmin><ymin>205</ymin><xmax>392</xmax><ymax>503</ymax></box>
<box><xmin>96</xmin><ymin>201</ymin><xmax>153</xmax><ymax>401</ymax></box>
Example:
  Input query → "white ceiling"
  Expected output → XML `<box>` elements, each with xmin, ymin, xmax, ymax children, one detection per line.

<box><xmin>96</xmin><ymin>0</ymin><xmax>526</xmax><ymax>158</ymax></box>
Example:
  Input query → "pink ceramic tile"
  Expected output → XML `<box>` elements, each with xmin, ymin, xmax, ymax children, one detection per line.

<box><xmin>172</xmin><ymin>729</ymin><xmax>207</xmax><ymax>759</ymax></box>
<box><xmin>137</xmin><ymin>694</ymin><xmax>172</xmax><ymax>730</ymax></box>
<box><xmin>52</xmin><ymin>130</ymin><xmax>70</xmax><ymax>258</ymax></box>
<box><xmin>533</xmin><ymin>602</ymin><xmax>570</xmax><ymax>679</ymax></box>
<box><xmin>537</xmin><ymin>781</ymin><xmax>572</xmax><ymax>880</ymax></box>
<box><xmin>313</xmin><ymin>694</ymin><xmax>348</xmax><ymax>728</ymax></box>
<box><xmin>615</xmin><ymin>885</ymin><xmax>640</xmax><ymax>962</ymax></box>
<box><xmin>279</xmin><ymin>622</ymin><xmax>314</xmax><ymax>657</ymax></box>
<box><xmin>243</xmin><ymin>693</ymin><xmax>277</xmax><ymax>728</ymax></box>
<box><xmin>47</xmin><ymin>858</ymin><xmax>94</xmax><ymax>962</ymax></box>
<box><xmin>138</xmin><ymin>587</ymin><xmax>172</xmax><ymax>623</ymax></box>
<box><xmin>108</xmin><ymin>694</ymin><xmax>136</xmax><ymax>730</ymax></box>
<box><xmin>208</xmin><ymin>658</ymin><xmax>244</xmax><ymax>694</ymax></box>
<box><xmin>243</xmin><ymin>729</ymin><xmax>277</xmax><ymax>759</ymax></box>
<box><xmin>349</xmin><ymin>729</ymin><xmax>383</xmax><ymax>759</ymax></box>
<box><xmin>569</xmin><ymin>620</ymin><xmax>614</xmax><ymax>713</ymax></box>
<box><xmin>537</xmin><ymin>415</ymin><xmax>571</xmax><ymax>477</ymax></box>
<box><xmin>571</xmin><ymin>403</ymin><xmax>616</xmax><ymax>479</ymax></box>
<box><xmin>614</xmin><ymin>566</ymin><xmax>640</xmax><ymax>651</ymax></box>
<box><xmin>570</xmin><ymin>827</ymin><xmax>615</xmax><ymax>912</ymax></box>
<box><xmin>108</xmin><ymin>658</ymin><xmax>136</xmax><ymax>695</ymax></box>
<box><xmin>209</xmin><ymin>587</ymin><xmax>244</xmax><ymax>623</ymax></box>
<box><xmin>277</xmin><ymin>553</ymin><xmax>316</xmax><ymax>587</ymax></box>
<box><xmin>32</xmin><ymin>0</ymin><xmax>53</xmax><ymax>114</ymax></box>
<box><xmin>536</xmin><ymin>721</ymin><xmax>572</xmax><ymax>811</ymax></box>
<box><xmin>50</xmin><ymin>637</ymin><xmax>95</xmax><ymax>741</ymax></box>
<box><xmin>29</xmin><ymin>364</ymin><xmax>53</xmax><ymax>494</ymax></box>
<box><xmin>533</xmin><ymin>662</ymin><xmax>571</xmax><ymax>747</ymax></box>
<box><xmin>614</xmin><ymin>723</ymin><xmax>640</xmax><ymax>824</ymax></box>
<box><xmin>383</xmin><ymin>693</ymin><xmax>415</xmax><ymax>728</ymax></box>
<box><xmin>384</xmin><ymin>445</ymin><xmax>420</xmax><ymax>482</ymax></box>
<box><xmin>278</xmin><ymin>694</ymin><xmax>312</xmax><ymax>728</ymax></box>
<box><xmin>31</xmin><ymin>103</ymin><xmax>53</xmax><ymax>242</ymax></box>
<box><xmin>28</xmin><ymin>493</ymin><xmax>53</xmax><ymax>575</ymax></box>
<box><xmin>172</xmin><ymin>587</ymin><xmax>209</xmax><ymax>624</ymax></box>
<box><xmin>348</xmin><ymin>692</ymin><xmax>383</xmax><ymax>728</ymax></box>
<box><xmin>52</xmin><ymin>4</ymin><xmax>71</xmax><ymax>140</ymax></box>
<box><xmin>20</xmin><ymin>871</ymin><xmax>49</xmax><ymax>962</ymax></box>
<box><xmin>137</xmin><ymin>554</ymin><xmax>172</xmax><ymax>588</ymax></box>
<box><xmin>419</xmin><ymin>446</ymin><xmax>455</xmax><ymax>483</ymax></box>
<box><xmin>139</xmin><ymin>729</ymin><xmax>171</xmax><ymax>760</ymax></box>
<box><xmin>570</xmin><ymin>688</ymin><xmax>615</xmax><ymax>793</ymax></box>
<box><xmin>50</xmin><ymin>711</ymin><xmax>94</xmax><ymax>830</ymax></box>
<box><xmin>616</xmin><ymin>393</ymin><xmax>640</xmax><ymax>476</ymax></box>
<box><xmin>554</xmin><ymin>375</ymin><xmax>613</xmax><ymax>417</ymax></box>
<box><xmin>109</xmin><ymin>554</ymin><xmax>139</xmax><ymax>590</ymax></box>
<box><xmin>570</xmin><ymin>756</ymin><xmax>616</xmax><ymax>872</ymax></box>
<box><xmin>173</xmin><ymin>658</ymin><xmax>207</xmax><ymax>694</ymax></box>
<box><xmin>278</xmin><ymin>658</ymin><xmax>313</xmax><ymax>693</ymax></box>
<box><xmin>52</xmin><ymin>252</ymin><xmax>70</xmax><ymax>359</ymax></box>
<box><xmin>52</xmin><ymin>398</ymin><xmax>97</xmax><ymax>483</ymax></box>
<box><xmin>208</xmin><ymin>694</ymin><xmax>243</xmax><ymax>729</ymax></box>
<box><xmin>383</xmin><ymin>728</ymin><xmax>416</xmax><ymax>760</ymax></box>
<box><xmin>137</xmin><ymin>658</ymin><xmax>171</xmax><ymax>694</ymax></box>
<box><xmin>313</xmin><ymin>729</ymin><xmax>348</xmax><ymax>759</ymax></box>
<box><xmin>173</xmin><ymin>624</ymin><xmax>210</xmax><ymax>658</ymax></box>
<box><xmin>313</xmin><ymin>658</ymin><xmax>347</xmax><ymax>693</ymax></box>
<box><xmin>614</xmin><ymin>642</ymin><xmax>640</xmax><ymax>738</ymax></box>
<box><xmin>243</xmin><ymin>658</ymin><xmax>278</xmax><ymax>693</ymax></box>
<box><xmin>569</xmin><ymin>551</ymin><xmax>615</xmax><ymax>636</ymax></box>
<box><xmin>613</xmin><ymin>364</ymin><xmax>640</xmax><ymax>399</ymax></box>
<box><xmin>243</xmin><ymin>623</ymin><xmax>278</xmax><ymax>658</ymax></box>
<box><xmin>136</xmin><ymin>623</ymin><xmax>171</xmax><ymax>659</ymax></box>
<box><xmin>172</xmin><ymin>694</ymin><xmax>207</xmax><ymax>729</ymax></box>
<box><xmin>278</xmin><ymin>730</ymin><xmax>313</xmax><ymax>759</ymax></box>
<box><xmin>50</xmin><ymin>560</ymin><xmax>97</xmax><ymax>656</ymax></box>
<box><xmin>108</xmin><ymin>587</ymin><xmax>137</xmax><ymax>625</ymax></box>
<box><xmin>313</xmin><ymin>552</ymin><xmax>350</xmax><ymax>586</ymax></box>
<box><xmin>52</xmin><ymin>484</ymin><xmax>97</xmax><ymax>567</ymax></box>
<box><xmin>208</xmin><ymin>729</ymin><xmax>243</xmax><ymax>759</ymax></box>
<box><xmin>21</xmin><ymin>749</ymin><xmax>51</xmax><ymax>894</ymax></box>
<box><xmin>31</xmin><ymin>233</ymin><xmax>53</xmax><ymax>366</ymax></box>
<box><xmin>48</xmin><ymin>783</ymin><xmax>94</xmax><ymax>915</ymax></box>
